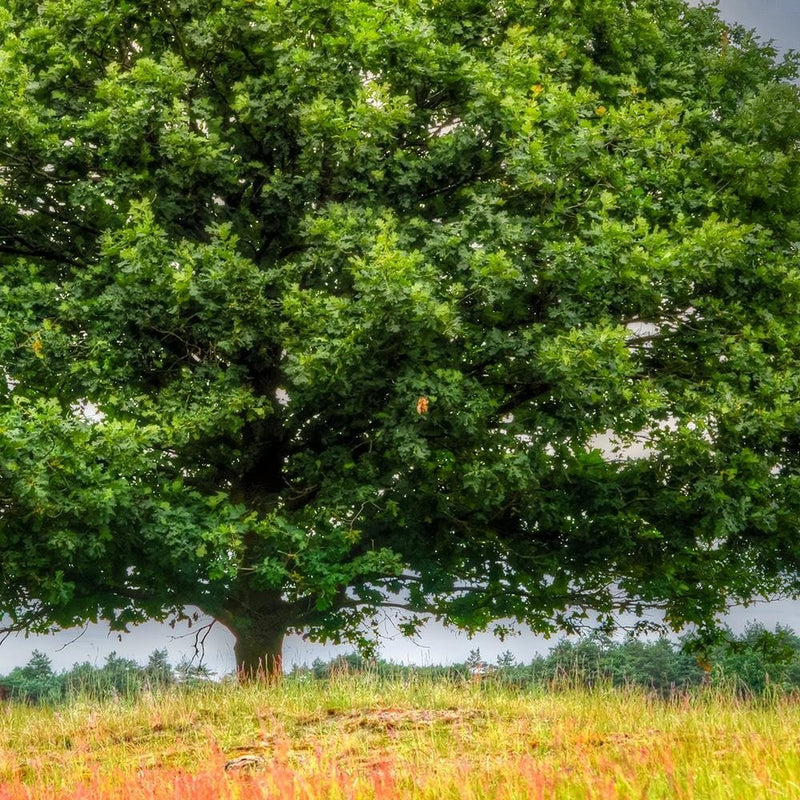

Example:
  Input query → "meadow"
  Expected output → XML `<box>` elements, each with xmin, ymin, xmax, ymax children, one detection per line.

<box><xmin>0</xmin><ymin>674</ymin><xmax>798</xmax><ymax>799</ymax></box>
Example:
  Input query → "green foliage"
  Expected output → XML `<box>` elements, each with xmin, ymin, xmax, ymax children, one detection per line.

<box><xmin>524</xmin><ymin>624</ymin><xmax>800</xmax><ymax>695</ymax></box>
<box><xmin>496</xmin><ymin>649</ymin><xmax>517</xmax><ymax>669</ymax></box>
<box><xmin>2</xmin><ymin>650</ymin><xmax>62</xmax><ymax>704</ymax></box>
<box><xmin>144</xmin><ymin>648</ymin><xmax>175</xmax><ymax>687</ymax></box>
<box><xmin>708</xmin><ymin>622</ymin><xmax>800</xmax><ymax>695</ymax></box>
<box><xmin>4</xmin><ymin>623</ymin><xmax>800</xmax><ymax>703</ymax></box>
<box><xmin>289</xmin><ymin>624</ymin><xmax>800</xmax><ymax>697</ymax></box>
<box><xmin>527</xmin><ymin>634</ymin><xmax>705</xmax><ymax>692</ymax></box>
<box><xmin>0</xmin><ymin>648</ymin><xmax>187</xmax><ymax>703</ymax></box>
<box><xmin>1</xmin><ymin>0</ymin><xmax>800</xmax><ymax>667</ymax></box>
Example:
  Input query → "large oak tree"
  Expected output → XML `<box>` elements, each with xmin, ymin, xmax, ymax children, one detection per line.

<box><xmin>2</xmin><ymin>0</ymin><xmax>800</xmax><ymax>674</ymax></box>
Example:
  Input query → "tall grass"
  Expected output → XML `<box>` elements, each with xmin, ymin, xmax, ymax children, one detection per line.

<box><xmin>1</xmin><ymin>675</ymin><xmax>798</xmax><ymax>798</ymax></box>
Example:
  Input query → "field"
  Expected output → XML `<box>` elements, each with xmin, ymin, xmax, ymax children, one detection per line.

<box><xmin>0</xmin><ymin>676</ymin><xmax>798</xmax><ymax>799</ymax></box>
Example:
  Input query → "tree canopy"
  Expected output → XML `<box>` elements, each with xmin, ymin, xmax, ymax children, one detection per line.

<box><xmin>2</xmin><ymin>0</ymin><xmax>800</xmax><ymax>674</ymax></box>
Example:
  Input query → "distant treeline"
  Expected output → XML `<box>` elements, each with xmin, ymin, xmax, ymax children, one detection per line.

<box><xmin>297</xmin><ymin>622</ymin><xmax>800</xmax><ymax>697</ymax></box>
<box><xmin>0</xmin><ymin>649</ymin><xmax>212</xmax><ymax>704</ymax></box>
<box><xmin>3</xmin><ymin>622</ymin><xmax>800</xmax><ymax>703</ymax></box>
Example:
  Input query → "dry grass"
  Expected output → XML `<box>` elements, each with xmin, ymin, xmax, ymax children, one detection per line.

<box><xmin>0</xmin><ymin>676</ymin><xmax>798</xmax><ymax>798</ymax></box>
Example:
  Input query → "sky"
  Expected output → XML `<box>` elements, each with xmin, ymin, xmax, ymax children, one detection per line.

<box><xmin>710</xmin><ymin>0</ymin><xmax>800</xmax><ymax>56</ymax></box>
<box><xmin>3</xmin><ymin>1</ymin><xmax>800</xmax><ymax>678</ymax></box>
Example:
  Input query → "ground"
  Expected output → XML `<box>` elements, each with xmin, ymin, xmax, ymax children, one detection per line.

<box><xmin>0</xmin><ymin>676</ymin><xmax>796</xmax><ymax>798</ymax></box>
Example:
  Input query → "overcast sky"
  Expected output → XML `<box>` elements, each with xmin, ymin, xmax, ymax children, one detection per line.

<box><xmin>712</xmin><ymin>0</ymin><xmax>800</xmax><ymax>55</ymax></box>
<box><xmin>3</xmin><ymin>1</ymin><xmax>800</xmax><ymax>677</ymax></box>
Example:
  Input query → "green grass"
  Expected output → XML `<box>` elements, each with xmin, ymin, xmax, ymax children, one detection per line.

<box><xmin>1</xmin><ymin>675</ymin><xmax>798</xmax><ymax>798</ymax></box>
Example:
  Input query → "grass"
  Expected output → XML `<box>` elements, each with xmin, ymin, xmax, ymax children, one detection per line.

<box><xmin>1</xmin><ymin>674</ymin><xmax>799</xmax><ymax>798</ymax></box>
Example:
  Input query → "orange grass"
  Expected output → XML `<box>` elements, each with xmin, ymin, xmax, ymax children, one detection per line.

<box><xmin>1</xmin><ymin>678</ymin><xmax>799</xmax><ymax>798</ymax></box>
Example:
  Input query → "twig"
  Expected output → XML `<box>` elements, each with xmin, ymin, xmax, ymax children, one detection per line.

<box><xmin>55</xmin><ymin>623</ymin><xmax>89</xmax><ymax>652</ymax></box>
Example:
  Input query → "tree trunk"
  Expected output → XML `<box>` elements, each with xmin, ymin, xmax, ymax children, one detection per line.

<box><xmin>233</xmin><ymin>624</ymin><xmax>286</xmax><ymax>682</ymax></box>
<box><xmin>214</xmin><ymin>596</ymin><xmax>296</xmax><ymax>683</ymax></box>
<box><xmin>208</xmin><ymin>587</ymin><xmax>299</xmax><ymax>682</ymax></box>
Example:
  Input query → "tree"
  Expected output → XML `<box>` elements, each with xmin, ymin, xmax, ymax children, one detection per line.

<box><xmin>496</xmin><ymin>650</ymin><xmax>517</xmax><ymax>670</ymax></box>
<box><xmin>2</xmin><ymin>650</ymin><xmax>62</xmax><ymax>703</ymax></box>
<box><xmin>1</xmin><ymin>0</ymin><xmax>800</xmax><ymax>677</ymax></box>
<box><xmin>144</xmin><ymin>648</ymin><xmax>175</xmax><ymax>688</ymax></box>
<box><xmin>465</xmin><ymin>649</ymin><xmax>484</xmax><ymax>676</ymax></box>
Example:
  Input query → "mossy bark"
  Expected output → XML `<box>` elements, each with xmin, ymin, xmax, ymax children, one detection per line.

<box><xmin>217</xmin><ymin>595</ymin><xmax>295</xmax><ymax>682</ymax></box>
<box><xmin>233</xmin><ymin>624</ymin><xmax>286</xmax><ymax>681</ymax></box>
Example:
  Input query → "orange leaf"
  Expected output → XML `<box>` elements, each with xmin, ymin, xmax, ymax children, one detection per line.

<box><xmin>31</xmin><ymin>334</ymin><xmax>44</xmax><ymax>358</ymax></box>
